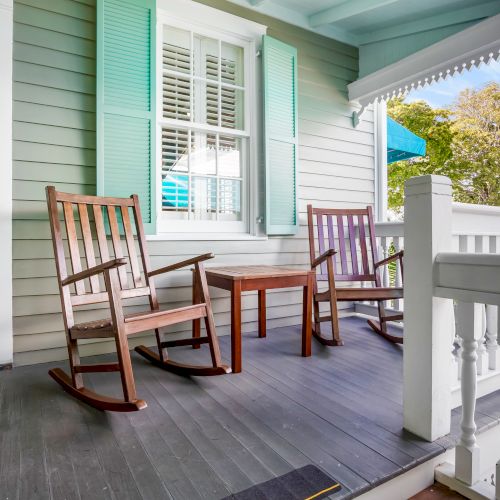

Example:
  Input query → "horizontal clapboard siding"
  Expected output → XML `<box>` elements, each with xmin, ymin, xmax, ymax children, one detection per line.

<box><xmin>12</xmin><ymin>0</ymin><xmax>374</xmax><ymax>365</ymax></box>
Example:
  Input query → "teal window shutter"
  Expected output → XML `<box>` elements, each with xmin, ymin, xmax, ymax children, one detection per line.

<box><xmin>262</xmin><ymin>35</ymin><xmax>298</xmax><ymax>235</ymax></box>
<box><xmin>97</xmin><ymin>0</ymin><xmax>156</xmax><ymax>234</ymax></box>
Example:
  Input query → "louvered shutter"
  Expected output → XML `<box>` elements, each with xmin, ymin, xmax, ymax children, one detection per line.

<box><xmin>97</xmin><ymin>0</ymin><xmax>156</xmax><ymax>234</ymax></box>
<box><xmin>262</xmin><ymin>35</ymin><xmax>298</xmax><ymax>235</ymax></box>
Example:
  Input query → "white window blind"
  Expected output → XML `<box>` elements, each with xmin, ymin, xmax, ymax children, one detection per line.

<box><xmin>160</xmin><ymin>25</ymin><xmax>248</xmax><ymax>230</ymax></box>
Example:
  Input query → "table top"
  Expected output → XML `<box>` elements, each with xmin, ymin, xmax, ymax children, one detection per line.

<box><xmin>205</xmin><ymin>265</ymin><xmax>313</xmax><ymax>281</ymax></box>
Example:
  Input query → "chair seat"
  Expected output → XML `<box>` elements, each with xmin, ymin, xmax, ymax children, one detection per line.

<box><xmin>70</xmin><ymin>304</ymin><xmax>208</xmax><ymax>339</ymax></box>
<box><xmin>315</xmin><ymin>287</ymin><xmax>403</xmax><ymax>302</ymax></box>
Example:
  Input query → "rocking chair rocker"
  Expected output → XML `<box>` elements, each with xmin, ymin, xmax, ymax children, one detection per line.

<box><xmin>307</xmin><ymin>205</ymin><xmax>404</xmax><ymax>346</ymax></box>
<box><xmin>46</xmin><ymin>187</ymin><xmax>230</xmax><ymax>412</ymax></box>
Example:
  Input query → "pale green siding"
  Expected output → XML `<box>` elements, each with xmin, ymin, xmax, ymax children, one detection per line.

<box><xmin>12</xmin><ymin>0</ymin><xmax>375</xmax><ymax>365</ymax></box>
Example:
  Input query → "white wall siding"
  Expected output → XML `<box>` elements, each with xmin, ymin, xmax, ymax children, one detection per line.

<box><xmin>12</xmin><ymin>0</ymin><xmax>375</xmax><ymax>365</ymax></box>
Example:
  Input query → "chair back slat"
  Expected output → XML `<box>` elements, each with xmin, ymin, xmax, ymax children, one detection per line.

<box><xmin>358</xmin><ymin>214</ymin><xmax>370</xmax><ymax>274</ymax></box>
<box><xmin>131</xmin><ymin>194</ymin><xmax>160</xmax><ymax>310</ymax></box>
<box><xmin>78</xmin><ymin>203</ymin><xmax>100</xmax><ymax>293</ymax></box>
<box><xmin>316</xmin><ymin>213</ymin><xmax>327</xmax><ymax>275</ymax></box>
<box><xmin>47</xmin><ymin>187</ymin><xmax>155</xmax><ymax>311</ymax></box>
<box><xmin>121</xmin><ymin>205</ymin><xmax>142</xmax><ymax>288</ymax></box>
<box><xmin>347</xmin><ymin>215</ymin><xmax>358</xmax><ymax>276</ymax></box>
<box><xmin>367</xmin><ymin>205</ymin><xmax>381</xmax><ymax>286</ymax></box>
<box><xmin>107</xmin><ymin>205</ymin><xmax>129</xmax><ymax>289</ymax></box>
<box><xmin>307</xmin><ymin>204</ymin><xmax>377</xmax><ymax>283</ymax></box>
<box><xmin>336</xmin><ymin>215</ymin><xmax>348</xmax><ymax>275</ymax></box>
<box><xmin>63</xmin><ymin>202</ymin><xmax>86</xmax><ymax>295</ymax></box>
<box><xmin>93</xmin><ymin>204</ymin><xmax>111</xmax><ymax>262</ymax></box>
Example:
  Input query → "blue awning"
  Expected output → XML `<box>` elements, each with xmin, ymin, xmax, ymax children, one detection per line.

<box><xmin>387</xmin><ymin>117</ymin><xmax>426</xmax><ymax>164</ymax></box>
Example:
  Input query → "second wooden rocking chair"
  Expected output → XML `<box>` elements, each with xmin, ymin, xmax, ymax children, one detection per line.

<box><xmin>307</xmin><ymin>205</ymin><xmax>404</xmax><ymax>346</ymax></box>
<box><xmin>47</xmin><ymin>186</ymin><xmax>230</xmax><ymax>412</ymax></box>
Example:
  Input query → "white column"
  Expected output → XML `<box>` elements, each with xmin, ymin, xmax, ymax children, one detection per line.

<box><xmin>455</xmin><ymin>302</ymin><xmax>482</xmax><ymax>486</ymax></box>
<box><xmin>403</xmin><ymin>175</ymin><xmax>454</xmax><ymax>441</ymax></box>
<box><xmin>0</xmin><ymin>0</ymin><xmax>13</xmax><ymax>368</ymax></box>
<box><xmin>374</xmin><ymin>100</ymin><xmax>387</xmax><ymax>222</ymax></box>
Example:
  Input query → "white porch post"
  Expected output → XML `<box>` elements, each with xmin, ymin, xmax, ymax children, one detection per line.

<box><xmin>0</xmin><ymin>0</ymin><xmax>13</xmax><ymax>367</ymax></box>
<box><xmin>403</xmin><ymin>175</ymin><xmax>454</xmax><ymax>441</ymax></box>
<box><xmin>374</xmin><ymin>100</ymin><xmax>388</xmax><ymax>222</ymax></box>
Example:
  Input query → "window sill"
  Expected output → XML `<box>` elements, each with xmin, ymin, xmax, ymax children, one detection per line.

<box><xmin>146</xmin><ymin>232</ymin><xmax>268</xmax><ymax>241</ymax></box>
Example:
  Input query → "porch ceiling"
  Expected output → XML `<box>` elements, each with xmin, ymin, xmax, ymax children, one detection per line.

<box><xmin>226</xmin><ymin>0</ymin><xmax>500</xmax><ymax>47</ymax></box>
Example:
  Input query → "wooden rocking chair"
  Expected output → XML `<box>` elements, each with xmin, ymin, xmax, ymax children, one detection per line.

<box><xmin>46</xmin><ymin>187</ymin><xmax>230</xmax><ymax>412</ymax></box>
<box><xmin>307</xmin><ymin>205</ymin><xmax>404</xmax><ymax>346</ymax></box>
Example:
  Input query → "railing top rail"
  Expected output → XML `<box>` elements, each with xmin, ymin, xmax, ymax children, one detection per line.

<box><xmin>436</xmin><ymin>252</ymin><xmax>500</xmax><ymax>266</ymax></box>
<box><xmin>374</xmin><ymin>221</ymin><xmax>404</xmax><ymax>237</ymax></box>
<box><xmin>452</xmin><ymin>202</ymin><xmax>500</xmax><ymax>216</ymax></box>
<box><xmin>434</xmin><ymin>251</ymin><xmax>500</xmax><ymax>305</ymax></box>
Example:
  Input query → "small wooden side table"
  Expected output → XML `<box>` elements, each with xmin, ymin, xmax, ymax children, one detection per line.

<box><xmin>193</xmin><ymin>266</ymin><xmax>314</xmax><ymax>373</ymax></box>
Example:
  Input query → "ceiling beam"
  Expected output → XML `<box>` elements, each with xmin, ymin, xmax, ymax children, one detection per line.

<box><xmin>359</xmin><ymin>1</ymin><xmax>500</xmax><ymax>44</ymax></box>
<box><xmin>225</xmin><ymin>0</ymin><xmax>360</xmax><ymax>46</ymax></box>
<box><xmin>309</xmin><ymin>0</ymin><xmax>399</xmax><ymax>28</ymax></box>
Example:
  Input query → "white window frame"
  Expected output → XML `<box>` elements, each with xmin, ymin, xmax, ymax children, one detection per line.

<box><xmin>156</xmin><ymin>0</ymin><xmax>266</xmax><ymax>236</ymax></box>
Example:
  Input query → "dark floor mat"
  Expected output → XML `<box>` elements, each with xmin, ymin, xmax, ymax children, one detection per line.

<box><xmin>225</xmin><ymin>464</ymin><xmax>342</xmax><ymax>500</ymax></box>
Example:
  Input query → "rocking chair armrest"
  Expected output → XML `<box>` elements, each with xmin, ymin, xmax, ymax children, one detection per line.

<box><xmin>61</xmin><ymin>258</ymin><xmax>127</xmax><ymax>286</ymax></box>
<box><xmin>311</xmin><ymin>249</ymin><xmax>337</xmax><ymax>269</ymax></box>
<box><xmin>148</xmin><ymin>253</ymin><xmax>215</xmax><ymax>277</ymax></box>
<box><xmin>374</xmin><ymin>250</ymin><xmax>404</xmax><ymax>269</ymax></box>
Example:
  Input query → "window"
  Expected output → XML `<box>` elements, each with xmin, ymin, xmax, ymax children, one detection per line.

<box><xmin>157</xmin><ymin>8</ymin><xmax>263</xmax><ymax>234</ymax></box>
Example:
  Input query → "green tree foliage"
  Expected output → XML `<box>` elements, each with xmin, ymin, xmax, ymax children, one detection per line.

<box><xmin>449</xmin><ymin>83</ymin><xmax>500</xmax><ymax>205</ymax></box>
<box><xmin>386</xmin><ymin>82</ymin><xmax>500</xmax><ymax>216</ymax></box>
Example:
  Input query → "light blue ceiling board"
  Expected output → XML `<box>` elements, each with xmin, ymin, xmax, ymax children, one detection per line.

<box><xmin>358</xmin><ymin>21</ymin><xmax>479</xmax><ymax>77</ymax></box>
<box><xmin>358</xmin><ymin>1</ymin><xmax>500</xmax><ymax>44</ymax></box>
<box><xmin>309</xmin><ymin>0</ymin><xmax>398</xmax><ymax>28</ymax></box>
<box><xmin>332</xmin><ymin>0</ymin><xmax>479</xmax><ymax>32</ymax></box>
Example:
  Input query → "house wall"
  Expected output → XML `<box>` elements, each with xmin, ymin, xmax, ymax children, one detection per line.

<box><xmin>12</xmin><ymin>0</ymin><xmax>375</xmax><ymax>365</ymax></box>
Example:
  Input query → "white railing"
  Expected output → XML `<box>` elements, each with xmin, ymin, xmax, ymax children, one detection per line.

<box><xmin>366</xmin><ymin>204</ymin><xmax>500</xmax><ymax>407</ymax></box>
<box><xmin>402</xmin><ymin>175</ymin><xmax>500</xmax><ymax>498</ymax></box>
<box><xmin>434</xmin><ymin>254</ymin><xmax>500</xmax><ymax>497</ymax></box>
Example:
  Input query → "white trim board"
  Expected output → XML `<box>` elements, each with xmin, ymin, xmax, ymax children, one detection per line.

<box><xmin>0</xmin><ymin>0</ymin><xmax>13</xmax><ymax>367</ymax></box>
<box><xmin>348</xmin><ymin>13</ymin><xmax>500</xmax><ymax>113</ymax></box>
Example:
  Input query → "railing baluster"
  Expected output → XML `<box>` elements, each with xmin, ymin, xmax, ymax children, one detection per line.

<box><xmin>477</xmin><ymin>306</ymin><xmax>488</xmax><ymax>376</ymax></box>
<box><xmin>496</xmin><ymin>460</ymin><xmax>500</xmax><ymax>500</ymax></box>
<box><xmin>394</xmin><ymin>236</ymin><xmax>402</xmax><ymax>311</ymax></box>
<box><xmin>455</xmin><ymin>301</ymin><xmax>481</xmax><ymax>486</ymax></box>
<box><xmin>380</xmin><ymin>236</ymin><xmax>389</xmax><ymax>288</ymax></box>
<box><xmin>486</xmin><ymin>304</ymin><xmax>499</xmax><ymax>371</ymax></box>
<box><xmin>451</xmin><ymin>310</ymin><xmax>460</xmax><ymax>385</ymax></box>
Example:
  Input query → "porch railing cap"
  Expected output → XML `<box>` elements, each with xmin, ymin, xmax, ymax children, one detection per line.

<box><xmin>405</xmin><ymin>174</ymin><xmax>452</xmax><ymax>196</ymax></box>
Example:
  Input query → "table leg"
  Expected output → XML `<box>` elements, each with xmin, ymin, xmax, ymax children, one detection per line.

<box><xmin>302</xmin><ymin>274</ymin><xmax>313</xmax><ymax>357</ymax></box>
<box><xmin>192</xmin><ymin>270</ymin><xmax>201</xmax><ymax>349</ymax></box>
<box><xmin>231</xmin><ymin>281</ymin><xmax>242</xmax><ymax>373</ymax></box>
<box><xmin>258</xmin><ymin>289</ymin><xmax>266</xmax><ymax>338</ymax></box>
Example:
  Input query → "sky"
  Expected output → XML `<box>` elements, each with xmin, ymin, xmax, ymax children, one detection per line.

<box><xmin>404</xmin><ymin>58</ymin><xmax>500</xmax><ymax>108</ymax></box>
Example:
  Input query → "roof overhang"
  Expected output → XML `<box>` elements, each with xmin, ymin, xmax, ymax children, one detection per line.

<box><xmin>348</xmin><ymin>13</ymin><xmax>500</xmax><ymax>125</ymax></box>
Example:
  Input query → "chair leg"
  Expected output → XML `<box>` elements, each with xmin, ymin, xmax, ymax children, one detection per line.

<box><xmin>135</xmin><ymin>263</ymin><xmax>231</xmax><ymax>376</ymax></box>
<box><xmin>49</xmin><ymin>327</ymin><xmax>146</xmax><ymax>412</ymax></box>
<box><xmin>192</xmin><ymin>269</ymin><xmax>201</xmax><ymax>349</ymax></box>
<box><xmin>313</xmin><ymin>295</ymin><xmax>321</xmax><ymax>336</ymax></box>
<box><xmin>68</xmin><ymin>337</ymin><xmax>83</xmax><ymax>389</ymax></box>
<box><xmin>367</xmin><ymin>301</ymin><xmax>403</xmax><ymax>344</ymax></box>
<box><xmin>312</xmin><ymin>258</ymin><xmax>344</xmax><ymax>347</ymax></box>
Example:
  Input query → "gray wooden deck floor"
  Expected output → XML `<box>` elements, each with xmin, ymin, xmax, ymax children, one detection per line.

<box><xmin>1</xmin><ymin>316</ymin><xmax>499</xmax><ymax>500</ymax></box>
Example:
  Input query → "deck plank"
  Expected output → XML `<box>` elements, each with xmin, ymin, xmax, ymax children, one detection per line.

<box><xmin>2</xmin><ymin>317</ymin><xmax>499</xmax><ymax>500</ymax></box>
